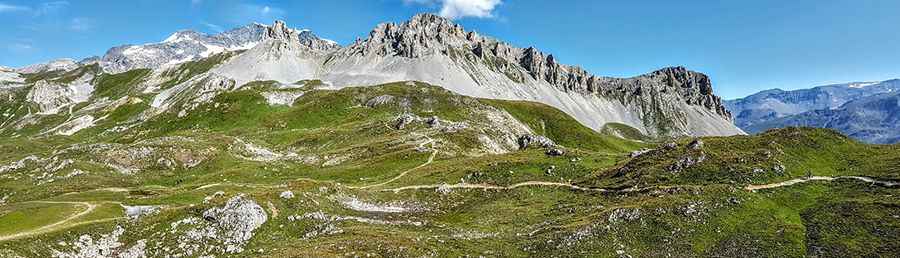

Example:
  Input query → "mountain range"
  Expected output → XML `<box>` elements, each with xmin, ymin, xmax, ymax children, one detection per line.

<box><xmin>726</xmin><ymin>79</ymin><xmax>900</xmax><ymax>143</ymax></box>
<box><xmin>2</xmin><ymin>14</ymin><xmax>742</xmax><ymax>139</ymax></box>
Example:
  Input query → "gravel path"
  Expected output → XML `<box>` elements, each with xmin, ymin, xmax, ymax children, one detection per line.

<box><xmin>745</xmin><ymin>176</ymin><xmax>899</xmax><ymax>191</ymax></box>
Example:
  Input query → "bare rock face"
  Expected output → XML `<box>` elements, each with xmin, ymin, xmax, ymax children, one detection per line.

<box><xmin>26</xmin><ymin>73</ymin><xmax>95</xmax><ymax>115</ymax></box>
<box><xmin>350</xmin><ymin>13</ymin><xmax>470</xmax><ymax>58</ymax></box>
<box><xmin>266</xmin><ymin>20</ymin><xmax>299</xmax><ymax>41</ymax></box>
<box><xmin>266</xmin><ymin>20</ymin><xmax>338</xmax><ymax>52</ymax></box>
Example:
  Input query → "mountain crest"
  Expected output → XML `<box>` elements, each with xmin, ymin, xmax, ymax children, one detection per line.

<box><xmin>98</xmin><ymin>20</ymin><xmax>336</xmax><ymax>73</ymax></box>
<box><xmin>326</xmin><ymin>14</ymin><xmax>741</xmax><ymax>136</ymax></box>
<box><xmin>354</xmin><ymin>13</ymin><xmax>472</xmax><ymax>58</ymax></box>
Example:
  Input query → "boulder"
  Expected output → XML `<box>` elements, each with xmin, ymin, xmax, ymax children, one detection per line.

<box><xmin>546</xmin><ymin>148</ymin><xmax>565</xmax><ymax>156</ymax></box>
<box><xmin>394</xmin><ymin>113</ymin><xmax>420</xmax><ymax>129</ymax></box>
<box><xmin>517</xmin><ymin>134</ymin><xmax>555</xmax><ymax>150</ymax></box>
<box><xmin>688</xmin><ymin>138</ymin><xmax>704</xmax><ymax>150</ymax></box>
<box><xmin>630</xmin><ymin>148</ymin><xmax>652</xmax><ymax>158</ymax></box>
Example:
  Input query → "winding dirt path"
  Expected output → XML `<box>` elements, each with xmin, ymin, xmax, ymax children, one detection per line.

<box><xmin>350</xmin><ymin>135</ymin><xmax>437</xmax><ymax>190</ymax></box>
<box><xmin>745</xmin><ymin>176</ymin><xmax>899</xmax><ymax>191</ymax></box>
<box><xmin>383</xmin><ymin>181</ymin><xmax>606</xmax><ymax>193</ymax></box>
<box><xmin>0</xmin><ymin>201</ymin><xmax>102</xmax><ymax>242</ymax></box>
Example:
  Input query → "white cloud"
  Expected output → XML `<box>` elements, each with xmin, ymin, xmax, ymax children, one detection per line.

<box><xmin>405</xmin><ymin>0</ymin><xmax>502</xmax><ymax>19</ymax></box>
<box><xmin>439</xmin><ymin>0</ymin><xmax>501</xmax><ymax>19</ymax></box>
<box><xmin>0</xmin><ymin>3</ymin><xmax>30</xmax><ymax>12</ymax></box>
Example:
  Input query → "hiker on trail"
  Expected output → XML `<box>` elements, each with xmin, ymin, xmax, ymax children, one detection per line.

<box><xmin>806</xmin><ymin>170</ymin><xmax>812</xmax><ymax>179</ymax></box>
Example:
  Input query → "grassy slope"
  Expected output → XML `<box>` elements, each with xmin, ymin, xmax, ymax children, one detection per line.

<box><xmin>590</xmin><ymin>127</ymin><xmax>900</xmax><ymax>189</ymax></box>
<box><xmin>483</xmin><ymin>99</ymin><xmax>647</xmax><ymax>153</ymax></box>
<box><xmin>0</xmin><ymin>71</ymin><xmax>898</xmax><ymax>257</ymax></box>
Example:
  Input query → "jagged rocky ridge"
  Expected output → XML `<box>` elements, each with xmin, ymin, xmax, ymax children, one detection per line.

<box><xmin>247</xmin><ymin>14</ymin><xmax>740</xmax><ymax>137</ymax></box>
<box><xmin>7</xmin><ymin>14</ymin><xmax>743</xmax><ymax>138</ymax></box>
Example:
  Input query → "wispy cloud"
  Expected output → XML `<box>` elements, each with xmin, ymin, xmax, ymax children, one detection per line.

<box><xmin>0</xmin><ymin>1</ymin><xmax>69</xmax><ymax>16</ymax></box>
<box><xmin>33</xmin><ymin>1</ymin><xmax>69</xmax><ymax>16</ymax></box>
<box><xmin>0</xmin><ymin>3</ymin><xmax>31</xmax><ymax>12</ymax></box>
<box><xmin>229</xmin><ymin>3</ymin><xmax>285</xmax><ymax>24</ymax></box>
<box><xmin>202</xmin><ymin>21</ymin><xmax>224</xmax><ymax>33</ymax></box>
<box><xmin>7</xmin><ymin>42</ymin><xmax>35</xmax><ymax>53</ymax></box>
<box><xmin>69</xmin><ymin>17</ymin><xmax>92</xmax><ymax>31</ymax></box>
<box><xmin>404</xmin><ymin>0</ymin><xmax>502</xmax><ymax>19</ymax></box>
<box><xmin>402</xmin><ymin>0</ymin><xmax>438</xmax><ymax>6</ymax></box>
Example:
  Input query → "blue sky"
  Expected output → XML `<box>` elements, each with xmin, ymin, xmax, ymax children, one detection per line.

<box><xmin>1</xmin><ymin>0</ymin><xmax>898</xmax><ymax>99</ymax></box>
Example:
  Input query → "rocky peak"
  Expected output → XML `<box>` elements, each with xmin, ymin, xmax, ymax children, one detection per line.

<box><xmin>163</xmin><ymin>30</ymin><xmax>205</xmax><ymax>43</ymax></box>
<box><xmin>640</xmin><ymin>66</ymin><xmax>732</xmax><ymax>120</ymax></box>
<box><xmin>650</xmin><ymin>66</ymin><xmax>713</xmax><ymax>95</ymax></box>
<box><xmin>265</xmin><ymin>20</ymin><xmax>299</xmax><ymax>41</ymax></box>
<box><xmin>353</xmin><ymin>13</ymin><xmax>473</xmax><ymax>57</ymax></box>
<box><xmin>262</xmin><ymin>20</ymin><xmax>338</xmax><ymax>52</ymax></box>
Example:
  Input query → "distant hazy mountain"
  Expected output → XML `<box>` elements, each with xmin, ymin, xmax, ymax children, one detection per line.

<box><xmin>743</xmin><ymin>92</ymin><xmax>900</xmax><ymax>144</ymax></box>
<box><xmin>727</xmin><ymin>80</ymin><xmax>900</xmax><ymax>143</ymax></box>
